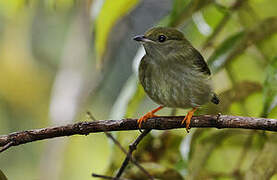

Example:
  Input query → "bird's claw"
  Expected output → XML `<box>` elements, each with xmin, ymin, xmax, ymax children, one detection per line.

<box><xmin>181</xmin><ymin>108</ymin><xmax>197</xmax><ymax>133</ymax></box>
<box><xmin>137</xmin><ymin>106</ymin><xmax>163</xmax><ymax>132</ymax></box>
<box><xmin>181</xmin><ymin>114</ymin><xmax>191</xmax><ymax>133</ymax></box>
<box><xmin>137</xmin><ymin>112</ymin><xmax>156</xmax><ymax>129</ymax></box>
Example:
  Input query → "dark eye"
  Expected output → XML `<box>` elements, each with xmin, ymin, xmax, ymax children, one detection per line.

<box><xmin>158</xmin><ymin>35</ymin><xmax>166</xmax><ymax>42</ymax></box>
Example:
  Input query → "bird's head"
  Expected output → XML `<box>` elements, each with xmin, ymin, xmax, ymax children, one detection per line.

<box><xmin>133</xmin><ymin>27</ymin><xmax>189</xmax><ymax>56</ymax></box>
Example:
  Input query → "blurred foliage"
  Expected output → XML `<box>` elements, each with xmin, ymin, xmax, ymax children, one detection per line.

<box><xmin>0</xmin><ymin>169</ymin><xmax>7</xmax><ymax>180</ymax></box>
<box><xmin>262</xmin><ymin>57</ymin><xmax>277</xmax><ymax>117</ymax></box>
<box><xmin>0</xmin><ymin>0</ymin><xmax>277</xmax><ymax>180</ymax></box>
<box><xmin>95</xmin><ymin>0</ymin><xmax>139</xmax><ymax>65</ymax></box>
<box><xmin>208</xmin><ymin>31</ymin><xmax>245</xmax><ymax>73</ymax></box>
<box><xmin>125</xmin><ymin>162</ymin><xmax>183</xmax><ymax>180</ymax></box>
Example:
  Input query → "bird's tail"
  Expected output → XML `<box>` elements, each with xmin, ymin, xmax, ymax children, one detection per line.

<box><xmin>211</xmin><ymin>93</ymin><xmax>220</xmax><ymax>104</ymax></box>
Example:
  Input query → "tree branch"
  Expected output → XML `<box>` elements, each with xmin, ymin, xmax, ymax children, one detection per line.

<box><xmin>0</xmin><ymin>115</ymin><xmax>276</xmax><ymax>153</ymax></box>
<box><xmin>104</xmin><ymin>131</ymin><xmax>154</xmax><ymax>180</ymax></box>
<box><xmin>87</xmin><ymin>111</ymin><xmax>154</xmax><ymax>179</ymax></box>
<box><xmin>92</xmin><ymin>173</ymin><xmax>130</xmax><ymax>180</ymax></box>
<box><xmin>115</xmin><ymin>129</ymin><xmax>151</xmax><ymax>179</ymax></box>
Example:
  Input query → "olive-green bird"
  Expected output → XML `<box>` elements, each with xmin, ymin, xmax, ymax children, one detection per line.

<box><xmin>133</xmin><ymin>27</ymin><xmax>219</xmax><ymax>132</ymax></box>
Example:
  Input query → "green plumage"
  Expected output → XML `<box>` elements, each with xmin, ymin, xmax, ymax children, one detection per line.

<box><xmin>134</xmin><ymin>27</ymin><xmax>219</xmax><ymax>109</ymax></box>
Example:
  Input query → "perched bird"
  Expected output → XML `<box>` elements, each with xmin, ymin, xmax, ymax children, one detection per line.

<box><xmin>133</xmin><ymin>27</ymin><xmax>219</xmax><ymax>132</ymax></box>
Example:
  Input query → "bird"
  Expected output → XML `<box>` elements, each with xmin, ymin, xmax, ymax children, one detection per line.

<box><xmin>133</xmin><ymin>27</ymin><xmax>219</xmax><ymax>132</ymax></box>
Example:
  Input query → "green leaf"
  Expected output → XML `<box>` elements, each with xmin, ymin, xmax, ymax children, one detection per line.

<box><xmin>168</xmin><ymin>0</ymin><xmax>213</xmax><ymax>27</ymax></box>
<box><xmin>0</xmin><ymin>169</ymin><xmax>8</xmax><ymax>180</ymax></box>
<box><xmin>125</xmin><ymin>84</ymin><xmax>145</xmax><ymax>117</ymax></box>
<box><xmin>262</xmin><ymin>57</ymin><xmax>277</xmax><ymax>117</ymax></box>
<box><xmin>208</xmin><ymin>17</ymin><xmax>277</xmax><ymax>74</ymax></box>
<box><xmin>95</xmin><ymin>0</ymin><xmax>139</xmax><ymax>66</ymax></box>
<box><xmin>207</xmin><ymin>31</ymin><xmax>245</xmax><ymax>73</ymax></box>
<box><xmin>168</xmin><ymin>0</ymin><xmax>189</xmax><ymax>26</ymax></box>
<box><xmin>0</xmin><ymin>0</ymin><xmax>25</xmax><ymax>17</ymax></box>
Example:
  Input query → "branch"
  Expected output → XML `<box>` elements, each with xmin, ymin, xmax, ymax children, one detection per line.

<box><xmin>0</xmin><ymin>115</ymin><xmax>276</xmax><ymax>153</ymax></box>
<box><xmin>105</xmin><ymin>132</ymin><xmax>154</xmax><ymax>180</ymax></box>
<box><xmin>87</xmin><ymin>112</ymin><xmax>154</xmax><ymax>179</ymax></box>
<box><xmin>115</xmin><ymin>129</ymin><xmax>151</xmax><ymax>179</ymax></box>
<box><xmin>92</xmin><ymin>173</ymin><xmax>130</xmax><ymax>180</ymax></box>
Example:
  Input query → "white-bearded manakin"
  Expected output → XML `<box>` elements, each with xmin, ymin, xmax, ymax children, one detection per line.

<box><xmin>133</xmin><ymin>27</ymin><xmax>219</xmax><ymax>132</ymax></box>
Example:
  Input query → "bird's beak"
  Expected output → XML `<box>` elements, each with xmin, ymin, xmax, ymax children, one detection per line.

<box><xmin>133</xmin><ymin>35</ymin><xmax>152</xmax><ymax>43</ymax></box>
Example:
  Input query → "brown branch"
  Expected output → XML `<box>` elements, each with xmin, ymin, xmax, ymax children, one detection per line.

<box><xmin>105</xmin><ymin>131</ymin><xmax>154</xmax><ymax>180</ymax></box>
<box><xmin>115</xmin><ymin>129</ymin><xmax>151</xmax><ymax>179</ymax></box>
<box><xmin>0</xmin><ymin>115</ymin><xmax>276</xmax><ymax>153</ymax></box>
<box><xmin>87</xmin><ymin>112</ymin><xmax>154</xmax><ymax>179</ymax></box>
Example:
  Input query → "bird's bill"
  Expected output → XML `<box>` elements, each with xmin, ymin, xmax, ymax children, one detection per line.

<box><xmin>133</xmin><ymin>35</ymin><xmax>153</xmax><ymax>43</ymax></box>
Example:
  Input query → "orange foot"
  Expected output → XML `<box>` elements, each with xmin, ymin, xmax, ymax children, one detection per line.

<box><xmin>181</xmin><ymin>107</ymin><xmax>198</xmax><ymax>133</ymax></box>
<box><xmin>137</xmin><ymin>106</ymin><xmax>163</xmax><ymax>129</ymax></box>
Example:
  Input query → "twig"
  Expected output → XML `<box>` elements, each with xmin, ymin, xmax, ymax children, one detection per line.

<box><xmin>105</xmin><ymin>132</ymin><xmax>154</xmax><ymax>179</ymax></box>
<box><xmin>87</xmin><ymin>112</ymin><xmax>127</xmax><ymax>154</ymax></box>
<box><xmin>92</xmin><ymin>173</ymin><xmax>129</xmax><ymax>180</ymax></box>
<box><xmin>87</xmin><ymin>112</ymin><xmax>127</xmax><ymax>153</ymax></box>
<box><xmin>92</xmin><ymin>173</ymin><xmax>114</xmax><ymax>179</ymax></box>
<box><xmin>0</xmin><ymin>141</ymin><xmax>14</xmax><ymax>153</ymax></box>
<box><xmin>105</xmin><ymin>132</ymin><xmax>127</xmax><ymax>154</ymax></box>
<box><xmin>0</xmin><ymin>115</ymin><xmax>276</xmax><ymax>153</ymax></box>
<box><xmin>233</xmin><ymin>131</ymin><xmax>255</xmax><ymax>176</ymax></box>
<box><xmin>115</xmin><ymin>129</ymin><xmax>151</xmax><ymax>179</ymax></box>
<box><xmin>87</xmin><ymin>112</ymin><xmax>154</xmax><ymax>179</ymax></box>
<box><xmin>202</xmin><ymin>0</ymin><xmax>246</xmax><ymax>50</ymax></box>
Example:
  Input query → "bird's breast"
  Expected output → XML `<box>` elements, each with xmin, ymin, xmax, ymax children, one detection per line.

<box><xmin>139</xmin><ymin>56</ymin><xmax>212</xmax><ymax>108</ymax></box>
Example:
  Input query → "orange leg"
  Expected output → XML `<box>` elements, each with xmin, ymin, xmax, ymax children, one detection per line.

<box><xmin>137</xmin><ymin>106</ymin><xmax>163</xmax><ymax>129</ymax></box>
<box><xmin>181</xmin><ymin>107</ymin><xmax>197</xmax><ymax>133</ymax></box>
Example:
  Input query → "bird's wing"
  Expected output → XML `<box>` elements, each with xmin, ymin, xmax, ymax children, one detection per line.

<box><xmin>193</xmin><ymin>49</ymin><xmax>211</xmax><ymax>76</ymax></box>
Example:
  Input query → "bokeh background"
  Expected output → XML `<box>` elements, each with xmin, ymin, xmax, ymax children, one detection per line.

<box><xmin>0</xmin><ymin>0</ymin><xmax>277</xmax><ymax>179</ymax></box>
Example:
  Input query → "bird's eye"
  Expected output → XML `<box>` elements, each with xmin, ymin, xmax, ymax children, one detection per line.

<box><xmin>158</xmin><ymin>35</ymin><xmax>166</xmax><ymax>42</ymax></box>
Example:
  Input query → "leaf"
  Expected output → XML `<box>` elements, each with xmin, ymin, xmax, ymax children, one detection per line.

<box><xmin>192</xmin><ymin>11</ymin><xmax>212</xmax><ymax>36</ymax></box>
<box><xmin>168</xmin><ymin>0</ymin><xmax>213</xmax><ymax>27</ymax></box>
<box><xmin>95</xmin><ymin>0</ymin><xmax>139</xmax><ymax>66</ymax></box>
<box><xmin>262</xmin><ymin>57</ymin><xmax>277</xmax><ymax>117</ymax></box>
<box><xmin>207</xmin><ymin>31</ymin><xmax>245</xmax><ymax>73</ymax></box>
<box><xmin>0</xmin><ymin>0</ymin><xmax>25</xmax><ymax>17</ymax></box>
<box><xmin>208</xmin><ymin>17</ymin><xmax>277</xmax><ymax>73</ymax></box>
<box><xmin>125</xmin><ymin>84</ymin><xmax>145</xmax><ymax>117</ymax></box>
<box><xmin>0</xmin><ymin>169</ymin><xmax>8</xmax><ymax>180</ymax></box>
<box><xmin>168</xmin><ymin>0</ymin><xmax>189</xmax><ymax>26</ymax></box>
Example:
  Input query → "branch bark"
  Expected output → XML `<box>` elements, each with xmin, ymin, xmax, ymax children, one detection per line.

<box><xmin>0</xmin><ymin>115</ymin><xmax>276</xmax><ymax>153</ymax></box>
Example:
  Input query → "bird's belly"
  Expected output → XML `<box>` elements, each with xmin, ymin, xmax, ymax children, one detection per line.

<box><xmin>142</xmin><ymin>68</ymin><xmax>211</xmax><ymax>108</ymax></box>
